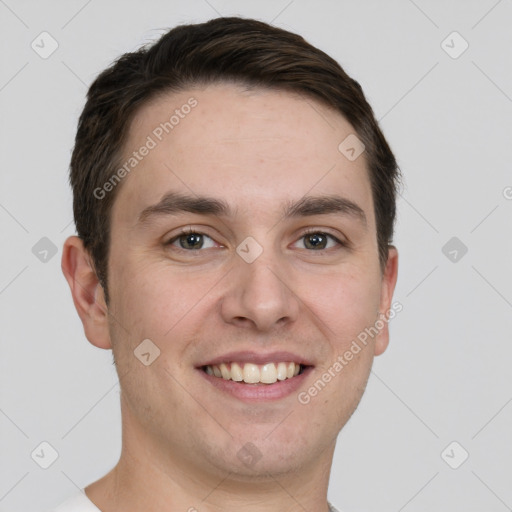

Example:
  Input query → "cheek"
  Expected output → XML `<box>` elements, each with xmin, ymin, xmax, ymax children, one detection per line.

<box><xmin>108</xmin><ymin>255</ymin><xmax>221</xmax><ymax>345</ymax></box>
<box><xmin>300</xmin><ymin>266</ymin><xmax>381</xmax><ymax>343</ymax></box>
<box><xmin>112</xmin><ymin>271</ymin><xmax>185</xmax><ymax>340</ymax></box>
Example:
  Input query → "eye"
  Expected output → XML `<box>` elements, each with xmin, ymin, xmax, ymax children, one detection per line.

<box><xmin>294</xmin><ymin>231</ymin><xmax>344</xmax><ymax>251</ymax></box>
<box><xmin>167</xmin><ymin>229</ymin><xmax>218</xmax><ymax>250</ymax></box>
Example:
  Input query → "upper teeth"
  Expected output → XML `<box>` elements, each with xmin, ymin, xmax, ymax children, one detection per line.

<box><xmin>204</xmin><ymin>362</ymin><xmax>301</xmax><ymax>384</ymax></box>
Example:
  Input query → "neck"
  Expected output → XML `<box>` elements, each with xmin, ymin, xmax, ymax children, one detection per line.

<box><xmin>85</xmin><ymin>400</ymin><xmax>336</xmax><ymax>512</ymax></box>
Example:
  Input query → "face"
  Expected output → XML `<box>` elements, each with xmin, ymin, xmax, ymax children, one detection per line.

<box><xmin>98</xmin><ymin>83</ymin><xmax>398</xmax><ymax>481</ymax></box>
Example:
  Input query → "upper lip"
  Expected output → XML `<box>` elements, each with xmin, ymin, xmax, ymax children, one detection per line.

<box><xmin>197</xmin><ymin>350</ymin><xmax>315</xmax><ymax>367</ymax></box>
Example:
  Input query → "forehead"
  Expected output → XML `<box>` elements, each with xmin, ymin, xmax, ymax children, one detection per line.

<box><xmin>112</xmin><ymin>83</ymin><xmax>373</xmax><ymax>227</ymax></box>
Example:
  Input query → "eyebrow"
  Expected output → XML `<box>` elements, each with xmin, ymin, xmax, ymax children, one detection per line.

<box><xmin>138</xmin><ymin>192</ymin><xmax>232</xmax><ymax>224</ymax></box>
<box><xmin>283</xmin><ymin>195</ymin><xmax>367</xmax><ymax>228</ymax></box>
<box><xmin>137</xmin><ymin>191</ymin><xmax>367</xmax><ymax>228</ymax></box>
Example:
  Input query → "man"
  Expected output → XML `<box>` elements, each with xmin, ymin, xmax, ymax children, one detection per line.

<box><xmin>57</xmin><ymin>16</ymin><xmax>400</xmax><ymax>512</ymax></box>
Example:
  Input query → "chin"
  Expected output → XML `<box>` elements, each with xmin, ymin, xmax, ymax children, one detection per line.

<box><xmin>203</xmin><ymin>435</ymin><xmax>316</xmax><ymax>481</ymax></box>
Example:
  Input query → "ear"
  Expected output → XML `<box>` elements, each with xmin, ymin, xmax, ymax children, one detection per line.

<box><xmin>374</xmin><ymin>245</ymin><xmax>399</xmax><ymax>356</ymax></box>
<box><xmin>61</xmin><ymin>235</ymin><xmax>112</xmax><ymax>350</ymax></box>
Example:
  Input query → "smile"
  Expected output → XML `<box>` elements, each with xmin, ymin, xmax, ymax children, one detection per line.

<box><xmin>196</xmin><ymin>351</ymin><xmax>314</xmax><ymax>401</ymax></box>
<box><xmin>202</xmin><ymin>361</ymin><xmax>305</xmax><ymax>384</ymax></box>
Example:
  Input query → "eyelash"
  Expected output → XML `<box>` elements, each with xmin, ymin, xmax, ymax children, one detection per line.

<box><xmin>300</xmin><ymin>228</ymin><xmax>346</xmax><ymax>248</ymax></box>
<box><xmin>166</xmin><ymin>227</ymin><xmax>347</xmax><ymax>251</ymax></box>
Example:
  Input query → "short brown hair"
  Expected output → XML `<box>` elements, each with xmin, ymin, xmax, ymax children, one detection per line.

<box><xmin>70</xmin><ymin>16</ymin><xmax>401</xmax><ymax>303</ymax></box>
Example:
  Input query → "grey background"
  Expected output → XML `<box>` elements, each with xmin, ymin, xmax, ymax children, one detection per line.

<box><xmin>1</xmin><ymin>1</ymin><xmax>511</xmax><ymax>511</ymax></box>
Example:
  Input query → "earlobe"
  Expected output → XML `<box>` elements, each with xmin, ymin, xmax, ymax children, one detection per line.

<box><xmin>61</xmin><ymin>235</ymin><xmax>112</xmax><ymax>350</ymax></box>
<box><xmin>374</xmin><ymin>245</ymin><xmax>399</xmax><ymax>357</ymax></box>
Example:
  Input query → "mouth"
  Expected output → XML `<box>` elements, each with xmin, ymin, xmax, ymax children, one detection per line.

<box><xmin>196</xmin><ymin>352</ymin><xmax>314</xmax><ymax>402</ymax></box>
<box><xmin>201</xmin><ymin>361</ymin><xmax>309</xmax><ymax>384</ymax></box>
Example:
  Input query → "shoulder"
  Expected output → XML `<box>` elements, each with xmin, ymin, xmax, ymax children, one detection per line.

<box><xmin>47</xmin><ymin>490</ymin><xmax>101</xmax><ymax>512</ymax></box>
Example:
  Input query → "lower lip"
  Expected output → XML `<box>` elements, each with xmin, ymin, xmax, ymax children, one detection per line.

<box><xmin>197</xmin><ymin>366</ymin><xmax>314</xmax><ymax>402</ymax></box>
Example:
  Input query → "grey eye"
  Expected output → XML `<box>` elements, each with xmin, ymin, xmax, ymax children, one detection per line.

<box><xmin>169</xmin><ymin>232</ymin><xmax>216</xmax><ymax>250</ymax></box>
<box><xmin>296</xmin><ymin>232</ymin><xmax>340</xmax><ymax>250</ymax></box>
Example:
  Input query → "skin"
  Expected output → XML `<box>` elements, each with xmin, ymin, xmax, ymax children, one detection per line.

<box><xmin>62</xmin><ymin>83</ymin><xmax>398</xmax><ymax>512</ymax></box>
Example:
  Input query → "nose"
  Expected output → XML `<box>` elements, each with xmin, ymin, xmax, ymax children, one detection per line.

<box><xmin>220</xmin><ymin>254</ymin><xmax>300</xmax><ymax>332</ymax></box>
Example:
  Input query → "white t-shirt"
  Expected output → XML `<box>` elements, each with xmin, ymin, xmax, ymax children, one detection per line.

<box><xmin>49</xmin><ymin>490</ymin><xmax>101</xmax><ymax>511</ymax></box>
<box><xmin>50</xmin><ymin>489</ymin><xmax>341</xmax><ymax>512</ymax></box>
